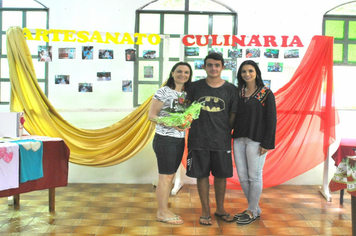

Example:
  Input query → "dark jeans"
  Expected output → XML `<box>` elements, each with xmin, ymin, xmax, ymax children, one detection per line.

<box><xmin>153</xmin><ymin>133</ymin><xmax>185</xmax><ymax>174</ymax></box>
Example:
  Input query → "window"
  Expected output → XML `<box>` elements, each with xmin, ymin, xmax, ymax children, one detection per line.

<box><xmin>323</xmin><ymin>2</ymin><xmax>356</xmax><ymax>65</ymax></box>
<box><xmin>0</xmin><ymin>0</ymin><xmax>48</xmax><ymax>105</ymax></box>
<box><xmin>323</xmin><ymin>1</ymin><xmax>356</xmax><ymax>110</ymax></box>
<box><xmin>134</xmin><ymin>0</ymin><xmax>237</xmax><ymax>106</ymax></box>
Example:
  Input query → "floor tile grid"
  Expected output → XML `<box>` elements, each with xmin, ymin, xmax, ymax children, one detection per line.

<box><xmin>0</xmin><ymin>184</ymin><xmax>352</xmax><ymax>235</ymax></box>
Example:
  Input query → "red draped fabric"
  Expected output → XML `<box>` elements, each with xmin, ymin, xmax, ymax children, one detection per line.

<box><xmin>182</xmin><ymin>35</ymin><xmax>338</xmax><ymax>189</ymax></box>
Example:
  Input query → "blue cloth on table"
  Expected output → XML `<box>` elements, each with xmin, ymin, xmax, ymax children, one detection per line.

<box><xmin>11</xmin><ymin>139</ymin><xmax>44</xmax><ymax>183</ymax></box>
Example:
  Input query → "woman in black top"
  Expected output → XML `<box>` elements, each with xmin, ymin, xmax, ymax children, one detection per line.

<box><xmin>232</xmin><ymin>60</ymin><xmax>277</xmax><ymax>225</ymax></box>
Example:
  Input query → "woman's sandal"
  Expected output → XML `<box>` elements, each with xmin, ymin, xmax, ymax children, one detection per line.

<box><xmin>236</xmin><ymin>213</ymin><xmax>257</xmax><ymax>225</ymax></box>
<box><xmin>235</xmin><ymin>210</ymin><xmax>260</xmax><ymax>219</ymax></box>
<box><xmin>156</xmin><ymin>215</ymin><xmax>183</xmax><ymax>225</ymax></box>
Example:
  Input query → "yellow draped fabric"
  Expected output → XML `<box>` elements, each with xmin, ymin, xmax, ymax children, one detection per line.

<box><xmin>6</xmin><ymin>26</ymin><xmax>155</xmax><ymax>167</ymax></box>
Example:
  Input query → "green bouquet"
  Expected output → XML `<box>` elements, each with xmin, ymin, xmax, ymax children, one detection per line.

<box><xmin>157</xmin><ymin>101</ymin><xmax>204</xmax><ymax>129</ymax></box>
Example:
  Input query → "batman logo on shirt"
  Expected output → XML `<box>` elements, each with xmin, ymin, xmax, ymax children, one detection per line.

<box><xmin>198</xmin><ymin>96</ymin><xmax>225</xmax><ymax>112</ymax></box>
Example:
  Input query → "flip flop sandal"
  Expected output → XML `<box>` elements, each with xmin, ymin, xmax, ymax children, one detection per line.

<box><xmin>214</xmin><ymin>212</ymin><xmax>234</xmax><ymax>222</ymax></box>
<box><xmin>156</xmin><ymin>215</ymin><xmax>183</xmax><ymax>225</ymax></box>
<box><xmin>199</xmin><ymin>216</ymin><xmax>212</xmax><ymax>225</ymax></box>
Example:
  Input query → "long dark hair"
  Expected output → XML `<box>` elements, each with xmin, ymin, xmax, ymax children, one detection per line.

<box><xmin>165</xmin><ymin>62</ymin><xmax>192</xmax><ymax>91</ymax></box>
<box><xmin>236</xmin><ymin>60</ymin><xmax>264</xmax><ymax>91</ymax></box>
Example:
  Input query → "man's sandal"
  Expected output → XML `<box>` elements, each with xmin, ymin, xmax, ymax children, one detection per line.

<box><xmin>199</xmin><ymin>216</ymin><xmax>212</xmax><ymax>225</ymax></box>
<box><xmin>214</xmin><ymin>212</ymin><xmax>234</xmax><ymax>222</ymax></box>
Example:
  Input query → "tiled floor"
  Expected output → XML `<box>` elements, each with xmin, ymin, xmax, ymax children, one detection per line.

<box><xmin>0</xmin><ymin>183</ymin><xmax>352</xmax><ymax>235</ymax></box>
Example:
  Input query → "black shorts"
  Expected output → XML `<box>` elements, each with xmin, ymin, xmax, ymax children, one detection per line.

<box><xmin>153</xmin><ymin>133</ymin><xmax>185</xmax><ymax>175</ymax></box>
<box><xmin>186</xmin><ymin>149</ymin><xmax>233</xmax><ymax>178</ymax></box>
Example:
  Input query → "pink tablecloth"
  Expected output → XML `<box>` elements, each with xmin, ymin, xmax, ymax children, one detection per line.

<box><xmin>331</xmin><ymin>138</ymin><xmax>356</xmax><ymax>166</ymax></box>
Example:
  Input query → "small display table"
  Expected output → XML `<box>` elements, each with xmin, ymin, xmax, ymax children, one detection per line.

<box><xmin>0</xmin><ymin>136</ymin><xmax>70</xmax><ymax>212</ymax></box>
<box><xmin>329</xmin><ymin>156</ymin><xmax>356</xmax><ymax>236</ymax></box>
<box><xmin>331</xmin><ymin>138</ymin><xmax>356</xmax><ymax>205</ymax></box>
<box><xmin>332</xmin><ymin>138</ymin><xmax>356</xmax><ymax>166</ymax></box>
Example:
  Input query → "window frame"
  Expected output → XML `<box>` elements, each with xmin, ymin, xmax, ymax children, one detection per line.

<box><xmin>0</xmin><ymin>1</ymin><xmax>49</xmax><ymax>105</ymax></box>
<box><xmin>133</xmin><ymin>0</ymin><xmax>237</xmax><ymax>106</ymax></box>
<box><xmin>323</xmin><ymin>14</ymin><xmax>356</xmax><ymax>66</ymax></box>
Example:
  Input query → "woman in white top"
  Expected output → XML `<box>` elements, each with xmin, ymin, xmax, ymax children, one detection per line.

<box><xmin>148</xmin><ymin>62</ymin><xmax>192</xmax><ymax>225</ymax></box>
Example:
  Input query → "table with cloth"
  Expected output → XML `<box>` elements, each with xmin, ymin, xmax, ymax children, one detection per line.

<box><xmin>331</xmin><ymin>138</ymin><xmax>356</xmax><ymax>205</ymax></box>
<box><xmin>329</xmin><ymin>156</ymin><xmax>356</xmax><ymax>236</ymax></box>
<box><xmin>332</xmin><ymin>138</ymin><xmax>356</xmax><ymax>166</ymax></box>
<box><xmin>0</xmin><ymin>136</ymin><xmax>70</xmax><ymax>212</ymax></box>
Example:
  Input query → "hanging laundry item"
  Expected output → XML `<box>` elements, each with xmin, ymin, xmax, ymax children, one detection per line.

<box><xmin>12</xmin><ymin>140</ymin><xmax>44</xmax><ymax>183</ymax></box>
<box><xmin>0</xmin><ymin>143</ymin><xmax>19</xmax><ymax>191</ymax></box>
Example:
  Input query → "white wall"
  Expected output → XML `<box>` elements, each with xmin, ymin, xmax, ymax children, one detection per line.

<box><xmin>3</xmin><ymin>0</ymin><xmax>355</xmax><ymax>186</ymax></box>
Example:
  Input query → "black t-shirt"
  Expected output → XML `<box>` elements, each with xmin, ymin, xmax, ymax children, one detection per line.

<box><xmin>186</xmin><ymin>79</ymin><xmax>238</xmax><ymax>151</ymax></box>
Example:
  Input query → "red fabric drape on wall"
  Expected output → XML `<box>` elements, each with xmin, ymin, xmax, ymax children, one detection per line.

<box><xmin>183</xmin><ymin>35</ymin><xmax>338</xmax><ymax>189</ymax></box>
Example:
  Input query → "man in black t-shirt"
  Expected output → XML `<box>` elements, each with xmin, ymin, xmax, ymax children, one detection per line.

<box><xmin>186</xmin><ymin>53</ymin><xmax>238</xmax><ymax>225</ymax></box>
